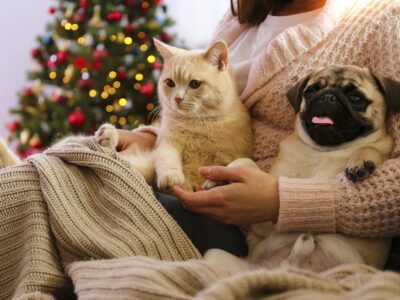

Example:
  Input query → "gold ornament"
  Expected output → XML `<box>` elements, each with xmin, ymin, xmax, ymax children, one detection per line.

<box><xmin>64</xmin><ymin>64</ymin><xmax>74</xmax><ymax>78</ymax></box>
<box><xmin>20</xmin><ymin>129</ymin><xmax>30</xmax><ymax>145</ymax></box>
<box><xmin>65</xmin><ymin>6</ymin><xmax>74</xmax><ymax>18</ymax></box>
<box><xmin>32</xmin><ymin>79</ymin><xmax>43</xmax><ymax>94</ymax></box>
<box><xmin>25</xmin><ymin>106</ymin><xmax>37</xmax><ymax>115</ymax></box>
<box><xmin>90</xmin><ymin>5</ymin><xmax>103</xmax><ymax>29</ymax></box>
<box><xmin>117</xmin><ymin>32</ymin><xmax>125</xmax><ymax>43</ymax></box>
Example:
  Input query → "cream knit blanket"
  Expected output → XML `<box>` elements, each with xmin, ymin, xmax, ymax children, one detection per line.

<box><xmin>2</xmin><ymin>136</ymin><xmax>400</xmax><ymax>299</ymax></box>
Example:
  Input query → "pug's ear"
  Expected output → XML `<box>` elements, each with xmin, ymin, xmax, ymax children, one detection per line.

<box><xmin>371</xmin><ymin>73</ymin><xmax>400</xmax><ymax>113</ymax></box>
<box><xmin>286</xmin><ymin>74</ymin><xmax>312</xmax><ymax>114</ymax></box>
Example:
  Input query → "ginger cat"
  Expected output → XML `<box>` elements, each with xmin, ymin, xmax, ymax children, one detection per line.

<box><xmin>96</xmin><ymin>39</ymin><xmax>252</xmax><ymax>192</ymax></box>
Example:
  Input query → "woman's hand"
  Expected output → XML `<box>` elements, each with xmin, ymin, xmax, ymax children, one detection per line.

<box><xmin>117</xmin><ymin>129</ymin><xmax>157</xmax><ymax>156</ymax></box>
<box><xmin>171</xmin><ymin>165</ymin><xmax>279</xmax><ymax>225</ymax></box>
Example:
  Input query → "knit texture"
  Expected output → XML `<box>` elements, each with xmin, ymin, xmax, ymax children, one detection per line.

<box><xmin>68</xmin><ymin>257</ymin><xmax>400</xmax><ymax>300</ymax></box>
<box><xmin>212</xmin><ymin>0</ymin><xmax>400</xmax><ymax>238</ymax></box>
<box><xmin>0</xmin><ymin>136</ymin><xmax>201</xmax><ymax>299</ymax></box>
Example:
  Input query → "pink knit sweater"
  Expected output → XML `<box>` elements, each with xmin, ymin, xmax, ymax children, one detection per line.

<box><xmin>211</xmin><ymin>0</ymin><xmax>400</xmax><ymax>238</ymax></box>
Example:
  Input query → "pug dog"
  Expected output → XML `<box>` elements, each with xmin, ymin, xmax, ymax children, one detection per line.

<box><xmin>205</xmin><ymin>64</ymin><xmax>400</xmax><ymax>273</ymax></box>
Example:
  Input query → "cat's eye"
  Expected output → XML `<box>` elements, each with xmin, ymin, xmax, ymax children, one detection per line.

<box><xmin>166</xmin><ymin>78</ymin><xmax>175</xmax><ymax>88</ymax></box>
<box><xmin>189</xmin><ymin>80</ymin><xmax>202</xmax><ymax>89</ymax></box>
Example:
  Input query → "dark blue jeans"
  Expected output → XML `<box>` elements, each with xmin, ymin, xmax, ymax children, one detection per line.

<box><xmin>154</xmin><ymin>192</ymin><xmax>248</xmax><ymax>257</ymax></box>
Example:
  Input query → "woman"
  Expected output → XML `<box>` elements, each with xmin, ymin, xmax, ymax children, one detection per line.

<box><xmin>118</xmin><ymin>0</ymin><xmax>400</xmax><ymax>261</ymax></box>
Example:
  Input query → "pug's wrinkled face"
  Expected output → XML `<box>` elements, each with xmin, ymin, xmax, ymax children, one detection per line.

<box><xmin>291</xmin><ymin>65</ymin><xmax>387</xmax><ymax>147</ymax></box>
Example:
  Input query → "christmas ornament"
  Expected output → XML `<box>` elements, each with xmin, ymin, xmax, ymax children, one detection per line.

<box><xmin>93</xmin><ymin>49</ymin><xmax>108</xmax><ymax>60</ymax></box>
<box><xmin>92</xmin><ymin>61</ymin><xmax>102</xmax><ymax>71</ymax></box>
<box><xmin>73</xmin><ymin>56</ymin><xmax>88</xmax><ymax>69</ymax></box>
<box><xmin>23</xmin><ymin>88</ymin><xmax>34</xmax><ymax>97</ymax></box>
<box><xmin>7</xmin><ymin>121</ymin><xmax>20</xmax><ymax>132</ymax></box>
<box><xmin>78</xmin><ymin>78</ymin><xmax>93</xmax><ymax>89</ymax></box>
<box><xmin>117</xmin><ymin>70</ymin><xmax>127</xmax><ymax>80</ymax></box>
<box><xmin>31</xmin><ymin>48</ymin><xmax>41</xmax><ymax>58</ymax></box>
<box><xmin>80</xmin><ymin>0</ymin><xmax>88</xmax><ymax>10</ymax></box>
<box><xmin>65</xmin><ymin>6</ymin><xmax>75</xmax><ymax>19</ymax></box>
<box><xmin>43</xmin><ymin>35</ymin><xmax>54</xmax><ymax>45</ymax></box>
<box><xmin>68</xmin><ymin>110</ymin><xmax>86</xmax><ymax>128</ymax></box>
<box><xmin>20</xmin><ymin>129</ymin><xmax>31</xmax><ymax>145</ymax></box>
<box><xmin>73</xmin><ymin>10</ymin><xmax>87</xmax><ymax>23</ymax></box>
<box><xmin>108</xmin><ymin>11</ymin><xmax>122</xmax><ymax>21</ymax></box>
<box><xmin>56</xmin><ymin>51</ymin><xmax>69</xmax><ymax>63</ymax></box>
<box><xmin>154</xmin><ymin>0</ymin><xmax>162</xmax><ymax>5</ymax></box>
<box><xmin>152</xmin><ymin>60</ymin><xmax>163</xmax><ymax>70</ymax></box>
<box><xmin>125</xmin><ymin>23</ymin><xmax>135</xmax><ymax>33</ymax></box>
<box><xmin>160</xmin><ymin>31</ymin><xmax>172</xmax><ymax>43</ymax></box>
<box><xmin>140</xmin><ymin>83</ymin><xmax>155</xmax><ymax>97</ymax></box>
<box><xmin>90</xmin><ymin>5</ymin><xmax>103</xmax><ymax>29</ymax></box>
<box><xmin>32</xmin><ymin>79</ymin><xmax>43</xmax><ymax>94</ymax></box>
<box><xmin>64</xmin><ymin>64</ymin><xmax>75</xmax><ymax>77</ymax></box>
<box><xmin>29</xmin><ymin>134</ymin><xmax>43</xmax><ymax>149</ymax></box>
<box><xmin>125</xmin><ymin>0</ymin><xmax>135</xmax><ymax>7</ymax></box>
<box><xmin>48</xmin><ymin>6</ymin><xmax>56</xmax><ymax>14</ymax></box>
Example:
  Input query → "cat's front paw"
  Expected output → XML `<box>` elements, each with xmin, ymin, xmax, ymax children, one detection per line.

<box><xmin>95</xmin><ymin>124</ymin><xmax>118</xmax><ymax>150</ymax></box>
<box><xmin>202</xmin><ymin>179</ymin><xmax>230</xmax><ymax>190</ymax></box>
<box><xmin>157</xmin><ymin>169</ymin><xmax>185</xmax><ymax>191</ymax></box>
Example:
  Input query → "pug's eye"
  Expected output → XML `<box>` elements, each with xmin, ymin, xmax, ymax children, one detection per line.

<box><xmin>189</xmin><ymin>80</ymin><xmax>202</xmax><ymax>89</ymax></box>
<box><xmin>349</xmin><ymin>95</ymin><xmax>362</xmax><ymax>103</ymax></box>
<box><xmin>166</xmin><ymin>78</ymin><xmax>175</xmax><ymax>88</ymax></box>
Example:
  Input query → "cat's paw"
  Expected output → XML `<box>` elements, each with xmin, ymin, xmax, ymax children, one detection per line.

<box><xmin>202</xmin><ymin>179</ymin><xmax>230</xmax><ymax>190</ymax></box>
<box><xmin>157</xmin><ymin>169</ymin><xmax>185</xmax><ymax>191</ymax></box>
<box><xmin>95</xmin><ymin>124</ymin><xmax>118</xmax><ymax>150</ymax></box>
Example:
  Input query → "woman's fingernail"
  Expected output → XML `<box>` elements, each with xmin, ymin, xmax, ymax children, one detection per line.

<box><xmin>198</xmin><ymin>167</ymin><xmax>210</xmax><ymax>175</ymax></box>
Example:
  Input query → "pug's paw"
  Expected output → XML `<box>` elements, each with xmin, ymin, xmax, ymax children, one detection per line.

<box><xmin>157</xmin><ymin>169</ymin><xmax>185</xmax><ymax>191</ymax></box>
<box><xmin>345</xmin><ymin>160</ymin><xmax>375</xmax><ymax>182</ymax></box>
<box><xmin>95</xmin><ymin>124</ymin><xmax>119</xmax><ymax>150</ymax></box>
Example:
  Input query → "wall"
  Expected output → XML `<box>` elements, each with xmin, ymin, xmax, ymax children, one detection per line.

<box><xmin>0</xmin><ymin>0</ymin><xmax>230</xmax><ymax>140</ymax></box>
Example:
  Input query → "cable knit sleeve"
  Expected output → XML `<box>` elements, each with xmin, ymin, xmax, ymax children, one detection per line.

<box><xmin>277</xmin><ymin>3</ymin><xmax>400</xmax><ymax>238</ymax></box>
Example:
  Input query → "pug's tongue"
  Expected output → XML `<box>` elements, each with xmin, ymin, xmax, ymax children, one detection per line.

<box><xmin>312</xmin><ymin>116</ymin><xmax>334</xmax><ymax>125</ymax></box>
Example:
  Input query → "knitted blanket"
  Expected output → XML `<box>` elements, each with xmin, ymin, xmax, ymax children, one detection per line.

<box><xmin>2</xmin><ymin>136</ymin><xmax>400</xmax><ymax>300</ymax></box>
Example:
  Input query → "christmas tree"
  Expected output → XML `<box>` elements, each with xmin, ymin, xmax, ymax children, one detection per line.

<box><xmin>8</xmin><ymin>0</ymin><xmax>174</xmax><ymax>158</ymax></box>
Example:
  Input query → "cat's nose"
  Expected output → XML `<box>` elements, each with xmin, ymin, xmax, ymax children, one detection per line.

<box><xmin>174</xmin><ymin>97</ymin><xmax>183</xmax><ymax>105</ymax></box>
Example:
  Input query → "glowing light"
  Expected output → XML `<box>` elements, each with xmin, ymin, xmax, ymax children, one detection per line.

<box><xmin>50</xmin><ymin>55</ymin><xmax>57</xmax><ymax>62</ymax></box>
<box><xmin>110</xmin><ymin>115</ymin><xmax>118</xmax><ymax>123</ymax></box>
<box><xmin>106</xmin><ymin>105</ymin><xmax>114</xmax><ymax>112</ymax></box>
<box><xmin>119</xmin><ymin>98</ymin><xmax>127</xmax><ymax>106</ymax></box>
<box><xmin>64</xmin><ymin>23</ymin><xmax>72</xmax><ymax>30</ymax></box>
<box><xmin>119</xmin><ymin>117</ymin><xmax>127</xmax><ymax>125</ymax></box>
<box><xmin>101</xmin><ymin>92</ymin><xmax>109</xmax><ymax>99</ymax></box>
<box><xmin>104</xmin><ymin>85</ymin><xmax>111</xmax><ymax>91</ymax></box>
<box><xmin>81</xmin><ymin>68</ymin><xmax>88</xmax><ymax>74</ymax></box>
<box><xmin>71</xmin><ymin>24</ymin><xmax>79</xmax><ymax>31</ymax></box>
<box><xmin>147</xmin><ymin>55</ymin><xmax>156</xmax><ymax>63</ymax></box>
<box><xmin>138</xmin><ymin>32</ymin><xmax>146</xmax><ymax>39</ymax></box>
<box><xmin>78</xmin><ymin>37</ymin><xmax>85</xmax><ymax>44</ymax></box>
<box><xmin>140</xmin><ymin>44</ymin><xmax>148</xmax><ymax>52</ymax></box>
<box><xmin>113</xmin><ymin>81</ymin><xmax>121</xmax><ymax>88</ymax></box>
<box><xmin>138</xmin><ymin>63</ymin><xmax>145</xmax><ymax>70</ymax></box>
<box><xmin>63</xmin><ymin>76</ymin><xmax>70</xmax><ymax>83</ymax></box>
<box><xmin>135</xmin><ymin>73</ymin><xmax>144</xmax><ymax>81</ymax></box>
<box><xmin>100</xmin><ymin>34</ymin><xmax>107</xmax><ymax>40</ymax></box>
<box><xmin>110</xmin><ymin>35</ymin><xmax>117</xmax><ymax>42</ymax></box>
<box><xmin>108</xmin><ymin>87</ymin><xmax>116</xmax><ymax>95</ymax></box>
<box><xmin>82</xmin><ymin>72</ymin><xmax>90</xmax><ymax>80</ymax></box>
<box><xmin>142</xmin><ymin>2</ymin><xmax>149</xmax><ymax>8</ymax></box>
<box><xmin>124</xmin><ymin>37</ymin><xmax>133</xmax><ymax>45</ymax></box>
<box><xmin>89</xmin><ymin>90</ymin><xmax>97</xmax><ymax>97</ymax></box>
<box><xmin>49</xmin><ymin>72</ymin><xmax>57</xmax><ymax>79</ymax></box>
<box><xmin>109</xmin><ymin>71</ymin><xmax>117</xmax><ymax>79</ymax></box>
<box><xmin>146</xmin><ymin>103</ymin><xmax>155</xmax><ymax>111</ymax></box>
<box><xmin>133</xmin><ymin>83</ymin><xmax>141</xmax><ymax>90</ymax></box>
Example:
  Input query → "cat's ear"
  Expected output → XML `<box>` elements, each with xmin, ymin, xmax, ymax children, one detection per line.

<box><xmin>153</xmin><ymin>38</ymin><xmax>176</xmax><ymax>60</ymax></box>
<box><xmin>204</xmin><ymin>41</ymin><xmax>229</xmax><ymax>71</ymax></box>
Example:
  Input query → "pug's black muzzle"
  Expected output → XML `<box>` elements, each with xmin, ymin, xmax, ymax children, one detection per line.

<box><xmin>301</xmin><ymin>88</ymin><xmax>373</xmax><ymax>146</ymax></box>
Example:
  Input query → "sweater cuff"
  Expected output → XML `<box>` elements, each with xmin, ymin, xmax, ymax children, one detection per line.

<box><xmin>133</xmin><ymin>125</ymin><xmax>159</xmax><ymax>136</ymax></box>
<box><xmin>276</xmin><ymin>177</ymin><xmax>339</xmax><ymax>233</ymax></box>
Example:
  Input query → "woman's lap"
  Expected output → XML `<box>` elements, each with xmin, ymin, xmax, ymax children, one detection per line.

<box><xmin>154</xmin><ymin>192</ymin><xmax>248</xmax><ymax>257</ymax></box>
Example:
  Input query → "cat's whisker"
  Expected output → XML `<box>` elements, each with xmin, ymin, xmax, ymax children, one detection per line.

<box><xmin>148</xmin><ymin>105</ymin><xmax>162</xmax><ymax>124</ymax></box>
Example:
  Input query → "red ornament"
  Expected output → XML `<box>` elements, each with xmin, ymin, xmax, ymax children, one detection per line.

<box><xmin>139</xmin><ymin>34</ymin><xmax>148</xmax><ymax>43</ymax></box>
<box><xmin>73</xmin><ymin>12</ymin><xmax>87</xmax><ymax>23</ymax></box>
<box><xmin>73</xmin><ymin>56</ymin><xmax>88</xmax><ymax>69</ymax></box>
<box><xmin>23</xmin><ymin>88</ymin><xmax>34</xmax><ymax>96</ymax></box>
<box><xmin>152</xmin><ymin>61</ymin><xmax>163</xmax><ymax>70</ymax></box>
<box><xmin>93</xmin><ymin>49</ymin><xmax>108</xmax><ymax>61</ymax></box>
<box><xmin>56</xmin><ymin>95</ymin><xmax>68</xmax><ymax>103</ymax></box>
<box><xmin>140</xmin><ymin>83</ymin><xmax>155</xmax><ymax>97</ymax></box>
<box><xmin>125</xmin><ymin>23</ymin><xmax>135</xmax><ymax>33</ymax></box>
<box><xmin>48</xmin><ymin>6</ymin><xmax>56</xmax><ymax>14</ymax></box>
<box><xmin>29</xmin><ymin>136</ymin><xmax>43</xmax><ymax>149</ymax></box>
<box><xmin>141</xmin><ymin>6</ymin><xmax>149</xmax><ymax>14</ymax></box>
<box><xmin>107</xmin><ymin>11</ymin><xmax>122</xmax><ymax>21</ymax></box>
<box><xmin>80</xmin><ymin>0</ymin><xmax>88</xmax><ymax>9</ymax></box>
<box><xmin>154</xmin><ymin>0</ymin><xmax>162</xmax><ymax>4</ymax></box>
<box><xmin>7</xmin><ymin>121</ymin><xmax>20</xmax><ymax>132</ymax></box>
<box><xmin>92</xmin><ymin>61</ymin><xmax>102</xmax><ymax>71</ymax></box>
<box><xmin>124</xmin><ymin>0</ymin><xmax>135</xmax><ymax>7</ymax></box>
<box><xmin>160</xmin><ymin>32</ymin><xmax>172</xmax><ymax>43</ymax></box>
<box><xmin>117</xmin><ymin>70</ymin><xmax>127</xmax><ymax>80</ymax></box>
<box><xmin>68</xmin><ymin>111</ymin><xmax>86</xmax><ymax>128</ymax></box>
<box><xmin>56</xmin><ymin>51</ymin><xmax>69</xmax><ymax>63</ymax></box>
<box><xmin>47</xmin><ymin>60</ymin><xmax>56</xmax><ymax>68</ymax></box>
<box><xmin>31</xmin><ymin>48</ymin><xmax>41</xmax><ymax>58</ymax></box>
<box><xmin>78</xmin><ymin>78</ymin><xmax>93</xmax><ymax>89</ymax></box>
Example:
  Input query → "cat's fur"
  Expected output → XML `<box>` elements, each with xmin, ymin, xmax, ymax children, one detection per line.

<box><xmin>96</xmin><ymin>39</ymin><xmax>252</xmax><ymax>192</ymax></box>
